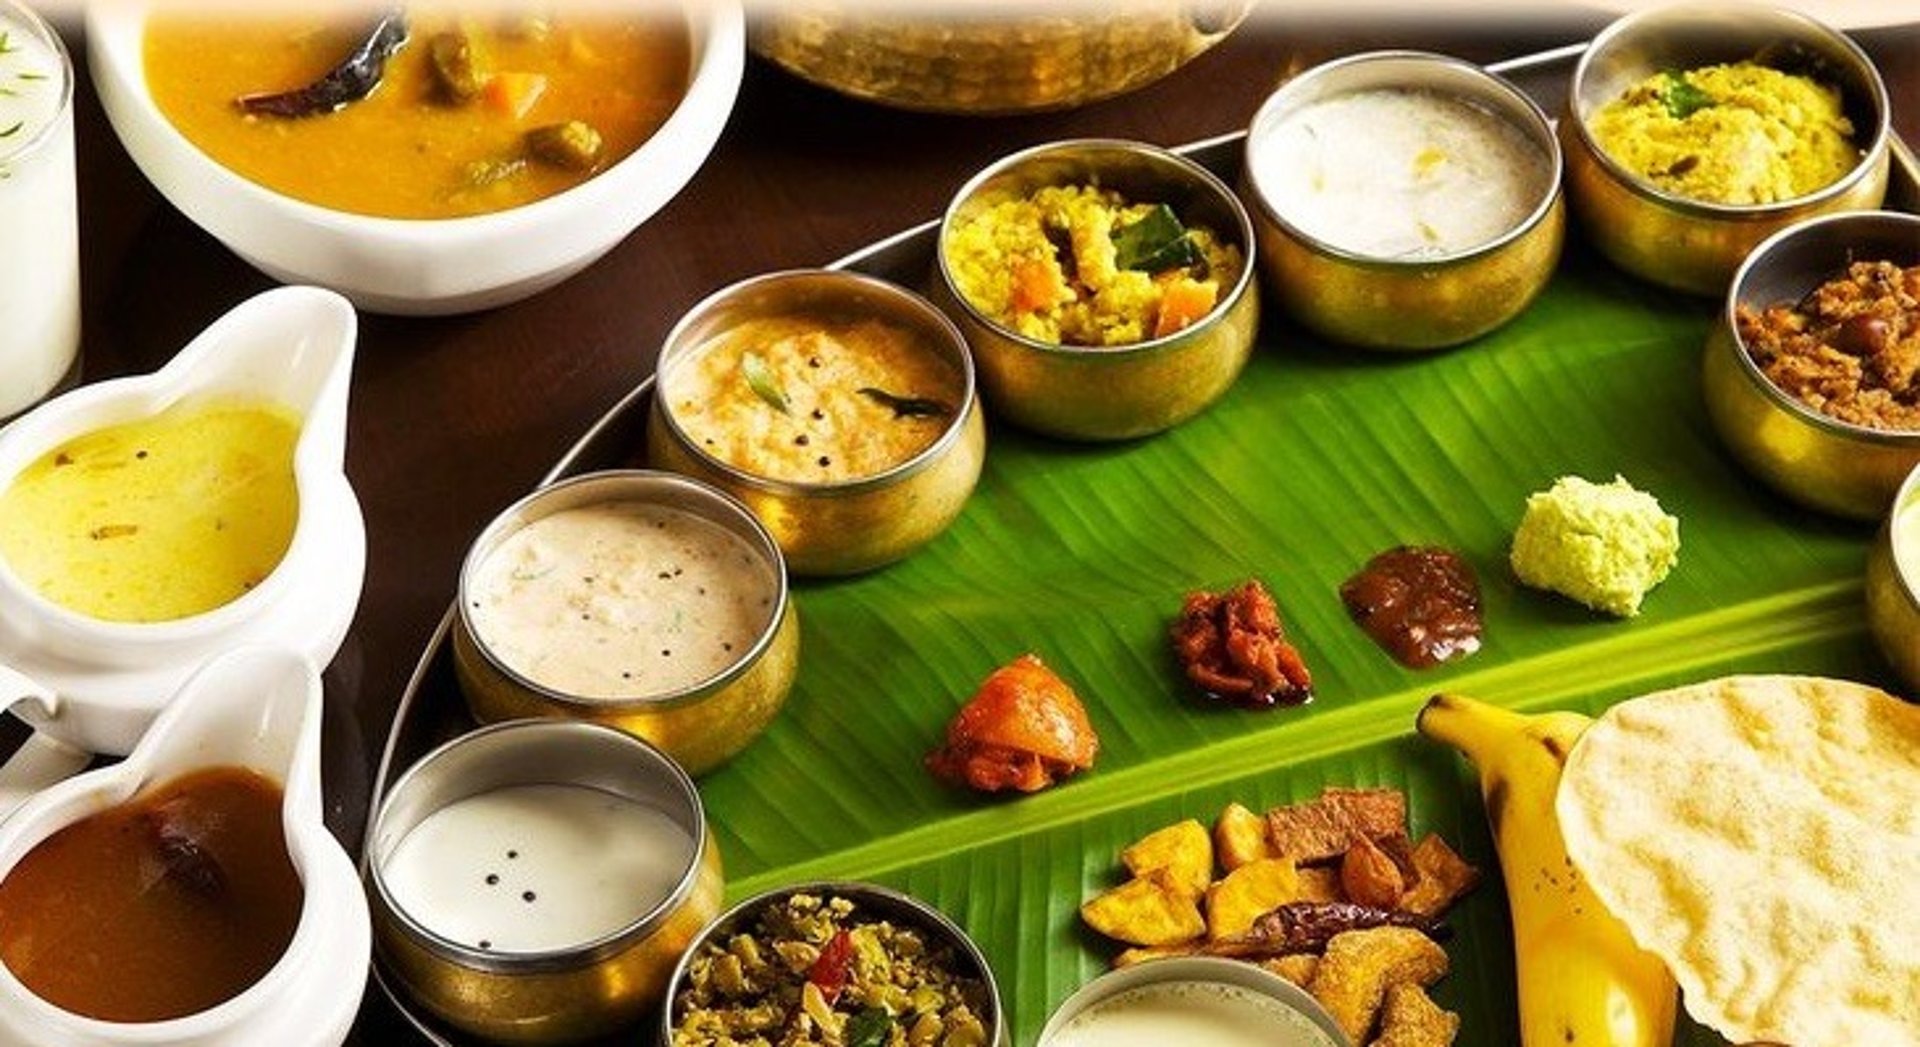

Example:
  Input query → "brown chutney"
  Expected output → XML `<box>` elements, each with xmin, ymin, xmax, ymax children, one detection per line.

<box><xmin>1340</xmin><ymin>547</ymin><xmax>1483</xmax><ymax>669</ymax></box>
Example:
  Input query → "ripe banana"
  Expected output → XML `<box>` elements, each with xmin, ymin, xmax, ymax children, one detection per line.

<box><xmin>1417</xmin><ymin>694</ymin><xmax>1676</xmax><ymax>1047</ymax></box>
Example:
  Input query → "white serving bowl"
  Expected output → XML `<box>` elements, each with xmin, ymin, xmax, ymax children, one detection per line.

<box><xmin>85</xmin><ymin>2</ymin><xmax>744</xmax><ymax>316</ymax></box>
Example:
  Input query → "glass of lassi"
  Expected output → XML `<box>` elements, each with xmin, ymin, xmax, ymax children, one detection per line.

<box><xmin>0</xmin><ymin>0</ymin><xmax>77</xmax><ymax>422</ymax></box>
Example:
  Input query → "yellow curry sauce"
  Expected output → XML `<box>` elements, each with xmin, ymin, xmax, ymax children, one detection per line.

<box><xmin>143</xmin><ymin>9</ymin><xmax>689</xmax><ymax>218</ymax></box>
<box><xmin>0</xmin><ymin>399</ymin><xmax>300</xmax><ymax>623</ymax></box>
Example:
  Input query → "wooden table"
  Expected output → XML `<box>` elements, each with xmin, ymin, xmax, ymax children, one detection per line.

<box><xmin>43</xmin><ymin>6</ymin><xmax>1919</xmax><ymax>1042</ymax></box>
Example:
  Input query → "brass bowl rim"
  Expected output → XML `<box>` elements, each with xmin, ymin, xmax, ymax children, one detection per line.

<box><xmin>1567</xmin><ymin>2</ymin><xmax>1892</xmax><ymax>219</ymax></box>
<box><xmin>653</xmin><ymin>267</ymin><xmax>979</xmax><ymax>497</ymax></box>
<box><xmin>455</xmin><ymin>468</ymin><xmax>793</xmax><ymax>711</ymax></box>
<box><xmin>660</xmin><ymin>879</ymin><xmax>1005</xmax><ymax>1043</ymax></box>
<box><xmin>935</xmin><ymin>136</ymin><xmax>1258</xmax><ymax>358</ymax></box>
<box><xmin>1716</xmin><ymin>209</ymin><xmax>1920</xmax><ymax>446</ymax></box>
<box><xmin>366</xmin><ymin>718</ymin><xmax>712</xmax><ymax>974</ymax></box>
<box><xmin>1241</xmin><ymin>49</ymin><xmax>1564</xmax><ymax>268</ymax></box>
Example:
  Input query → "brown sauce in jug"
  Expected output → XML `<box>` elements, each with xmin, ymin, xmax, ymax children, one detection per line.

<box><xmin>0</xmin><ymin>766</ymin><xmax>302</xmax><ymax>1021</ymax></box>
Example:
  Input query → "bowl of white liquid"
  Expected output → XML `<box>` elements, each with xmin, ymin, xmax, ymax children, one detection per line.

<box><xmin>1039</xmin><ymin>956</ymin><xmax>1351</xmax><ymax>1047</ymax></box>
<box><xmin>0</xmin><ymin>0</ymin><xmax>79</xmax><ymax>421</ymax></box>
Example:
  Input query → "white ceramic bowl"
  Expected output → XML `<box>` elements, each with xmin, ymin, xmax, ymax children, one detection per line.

<box><xmin>84</xmin><ymin>3</ymin><xmax>744</xmax><ymax>316</ymax></box>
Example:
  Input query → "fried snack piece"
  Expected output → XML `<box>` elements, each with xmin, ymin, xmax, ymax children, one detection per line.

<box><xmin>1112</xmin><ymin>943</ymin><xmax>1199</xmax><ymax>968</ymax></box>
<box><xmin>1370</xmin><ymin>983</ymin><xmax>1460</xmax><ymax>1047</ymax></box>
<box><xmin>1267</xmin><ymin>788</ymin><xmax>1407</xmax><ymax>863</ymax></box>
<box><xmin>1308</xmin><ymin>926</ymin><xmax>1450</xmax><ymax>1045</ymax></box>
<box><xmin>925</xmin><ymin>654</ymin><xmax>1099</xmax><ymax>793</ymax></box>
<box><xmin>1080</xmin><ymin>869</ymin><xmax>1205</xmax><ymax>946</ymax></box>
<box><xmin>1170</xmin><ymin>579</ymin><xmax>1313</xmax><ymax>708</ymax></box>
<box><xmin>1400</xmin><ymin>834</ymin><xmax>1481</xmax><ymax>919</ymax></box>
<box><xmin>1341</xmin><ymin>836</ymin><xmax>1406</xmax><ymax>910</ymax></box>
<box><xmin>1295</xmin><ymin>866</ymin><xmax>1344</xmax><ymax>903</ymax></box>
<box><xmin>1205</xmin><ymin>857</ymin><xmax>1300</xmax><ymax>941</ymax></box>
<box><xmin>1121</xmin><ymin>819</ymin><xmax>1212</xmax><ymax>899</ymax></box>
<box><xmin>1215</xmin><ymin>802</ymin><xmax>1273</xmax><ymax>871</ymax></box>
<box><xmin>1262</xmin><ymin>953</ymin><xmax>1320</xmax><ymax>988</ymax></box>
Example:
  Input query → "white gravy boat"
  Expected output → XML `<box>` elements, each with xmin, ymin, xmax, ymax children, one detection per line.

<box><xmin>0</xmin><ymin>646</ymin><xmax>370</xmax><ymax>1047</ymax></box>
<box><xmin>0</xmin><ymin>286</ymin><xmax>365</xmax><ymax>815</ymax></box>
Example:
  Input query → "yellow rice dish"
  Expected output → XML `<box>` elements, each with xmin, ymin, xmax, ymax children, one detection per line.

<box><xmin>1587</xmin><ymin>61</ymin><xmax>1858</xmax><ymax>205</ymax></box>
<box><xmin>945</xmin><ymin>185</ymin><xmax>1241</xmax><ymax>347</ymax></box>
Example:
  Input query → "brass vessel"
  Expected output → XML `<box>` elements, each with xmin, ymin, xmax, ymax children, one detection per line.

<box><xmin>1867</xmin><ymin>466</ymin><xmax>1920</xmax><ymax>694</ymax></box>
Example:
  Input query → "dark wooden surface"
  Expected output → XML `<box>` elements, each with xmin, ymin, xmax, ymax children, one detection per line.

<box><xmin>40</xmin><ymin>6</ymin><xmax>1918</xmax><ymax>1042</ymax></box>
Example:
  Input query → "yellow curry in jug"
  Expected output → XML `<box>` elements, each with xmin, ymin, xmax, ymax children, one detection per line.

<box><xmin>0</xmin><ymin>399</ymin><xmax>300</xmax><ymax>623</ymax></box>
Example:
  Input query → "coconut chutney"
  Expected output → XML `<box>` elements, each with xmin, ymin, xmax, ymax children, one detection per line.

<box><xmin>1252</xmin><ymin>87</ymin><xmax>1552</xmax><ymax>259</ymax></box>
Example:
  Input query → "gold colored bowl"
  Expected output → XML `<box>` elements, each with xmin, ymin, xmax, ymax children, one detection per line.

<box><xmin>1867</xmin><ymin>465</ymin><xmax>1920</xmax><ymax>695</ymax></box>
<box><xmin>748</xmin><ymin>0</ymin><xmax>1250</xmax><ymax>115</ymax></box>
<box><xmin>368</xmin><ymin>721</ymin><xmax>726</xmax><ymax>1045</ymax></box>
<box><xmin>660</xmin><ymin>880</ymin><xmax>1006</xmax><ymax>1045</ymax></box>
<box><xmin>935</xmin><ymin>138</ymin><xmax>1259</xmax><ymax>441</ymax></box>
<box><xmin>1564</xmin><ymin>3</ymin><xmax>1891</xmax><ymax>296</ymax></box>
<box><xmin>647</xmin><ymin>269</ymin><xmax>986</xmax><ymax>575</ymax></box>
<box><xmin>1701</xmin><ymin>210</ymin><xmax>1920</xmax><ymax>520</ymax></box>
<box><xmin>453</xmin><ymin>470</ymin><xmax>800</xmax><ymax>775</ymax></box>
<box><xmin>1242</xmin><ymin>51</ymin><xmax>1564</xmax><ymax>351</ymax></box>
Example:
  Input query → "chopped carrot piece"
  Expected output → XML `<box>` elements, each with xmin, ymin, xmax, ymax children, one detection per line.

<box><xmin>1010</xmin><ymin>257</ymin><xmax>1067</xmax><ymax>314</ymax></box>
<box><xmin>483</xmin><ymin>72</ymin><xmax>548</xmax><ymax>120</ymax></box>
<box><xmin>1154</xmin><ymin>277</ymin><xmax>1219</xmax><ymax>338</ymax></box>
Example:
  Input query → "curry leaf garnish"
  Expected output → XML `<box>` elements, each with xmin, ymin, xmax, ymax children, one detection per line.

<box><xmin>0</xmin><ymin>121</ymin><xmax>21</xmax><ymax>138</ymax></box>
<box><xmin>0</xmin><ymin>31</ymin><xmax>13</xmax><ymax>55</ymax></box>
<box><xmin>1112</xmin><ymin>203</ymin><xmax>1202</xmax><ymax>273</ymax></box>
<box><xmin>741</xmin><ymin>352</ymin><xmax>791</xmax><ymax>414</ymax></box>
<box><xmin>858</xmin><ymin>386</ymin><xmax>952</xmax><ymax>419</ymax></box>
<box><xmin>18</xmin><ymin>72</ymin><xmax>46</xmax><ymax>82</ymax></box>
<box><xmin>845</xmin><ymin>1007</ymin><xmax>892</xmax><ymax>1047</ymax></box>
<box><xmin>1659</xmin><ymin>71</ymin><xmax>1715</xmax><ymax>119</ymax></box>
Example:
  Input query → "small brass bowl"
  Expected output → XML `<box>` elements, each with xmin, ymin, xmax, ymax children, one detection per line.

<box><xmin>1701</xmin><ymin>210</ymin><xmax>1920</xmax><ymax>519</ymax></box>
<box><xmin>1866</xmin><ymin>464</ymin><xmax>1920</xmax><ymax>694</ymax></box>
<box><xmin>1563</xmin><ymin>3</ymin><xmax>1891</xmax><ymax>296</ymax></box>
<box><xmin>1242</xmin><ymin>51</ymin><xmax>1564</xmax><ymax>351</ymax></box>
<box><xmin>749</xmin><ymin>1</ymin><xmax>1250</xmax><ymax>115</ymax></box>
<box><xmin>647</xmin><ymin>269</ymin><xmax>986</xmax><ymax>576</ymax></box>
<box><xmin>935</xmin><ymin>139</ymin><xmax>1259</xmax><ymax>440</ymax></box>
<box><xmin>1037</xmin><ymin>956</ymin><xmax>1347</xmax><ymax>1046</ymax></box>
<box><xmin>660</xmin><ymin>880</ymin><xmax>1006</xmax><ymax>1046</ymax></box>
<box><xmin>453</xmin><ymin>470</ymin><xmax>800</xmax><ymax>775</ymax></box>
<box><xmin>368</xmin><ymin>720</ymin><xmax>725</xmax><ymax>1045</ymax></box>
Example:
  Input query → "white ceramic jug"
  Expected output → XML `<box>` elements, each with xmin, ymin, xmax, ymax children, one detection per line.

<box><xmin>0</xmin><ymin>646</ymin><xmax>371</xmax><ymax>1047</ymax></box>
<box><xmin>0</xmin><ymin>286</ymin><xmax>364</xmax><ymax>811</ymax></box>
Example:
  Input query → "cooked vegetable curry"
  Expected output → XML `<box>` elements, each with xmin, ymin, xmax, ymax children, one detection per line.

<box><xmin>143</xmin><ymin>8</ymin><xmax>690</xmax><ymax>218</ymax></box>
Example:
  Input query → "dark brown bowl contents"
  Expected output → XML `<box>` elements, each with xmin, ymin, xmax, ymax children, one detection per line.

<box><xmin>1170</xmin><ymin>579</ymin><xmax>1313</xmax><ymax>709</ymax></box>
<box><xmin>0</xmin><ymin>767</ymin><xmax>301</xmax><ymax>1022</ymax></box>
<box><xmin>1737</xmin><ymin>261</ymin><xmax>1920</xmax><ymax>430</ymax></box>
<box><xmin>671</xmin><ymin>891</ymin><xmax>992</xmax><ymax>1046</ymax></box>
<box><xmin>1339</xmin><ymin>547</ymin><xmax>1484</xmax><ymax>669</ymax></box>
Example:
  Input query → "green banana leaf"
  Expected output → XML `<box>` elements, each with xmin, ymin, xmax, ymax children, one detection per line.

<box><xmin>374</xmin><ymin>113</ymin><xmax>1913</xmax><ymax>1047</ymax></box>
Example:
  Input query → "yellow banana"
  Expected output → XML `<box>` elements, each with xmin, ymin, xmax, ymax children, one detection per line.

<box><xmin>1417</xmin><ymin>694</ymin><xmax>1676</xmax><ymax>1047</ymax></box>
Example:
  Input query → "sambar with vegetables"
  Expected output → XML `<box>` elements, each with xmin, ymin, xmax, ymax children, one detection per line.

<box><xmin>143</xmin><ymin>8</ymin><xmax>689</xmax><ymax>219</ymax></box>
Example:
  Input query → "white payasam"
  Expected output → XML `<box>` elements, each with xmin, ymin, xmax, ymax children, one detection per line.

<box><xmin>0</xmin><ymin>5</ymin><xmax>78</xmax><ymax>419</ymax></box>
<box><xmin>1048</xmin><ymin>980</ymin><xmax>1338</xmax><ymax>1047</ymax></box>
<box><xmin>468</xmin><ymin>502</ymin><xmax>776</xmax><ymax>701</ymax></box>
<box><xmin>1557</xmin><ymin>676</ymin><xmax>1920</xmax><ymax>1047</ymax></box>
<box><xmin>1253</xmin><ymin>87</ymin><xmax>1551</xmax><ymax>259</ymax></box>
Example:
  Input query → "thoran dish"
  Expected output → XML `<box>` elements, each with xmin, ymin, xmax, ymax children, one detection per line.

<box><xmin>944</xmin><ymin>185</ymin><xmax>1241</xmax><ymax>347</ymax></box>
<box><xmin>1737</xmin><ymin>260</ymin><xmax>1920</xmax><ymax>430</ymax></box>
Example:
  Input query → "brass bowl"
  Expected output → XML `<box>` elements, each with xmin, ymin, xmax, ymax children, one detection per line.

<box><xmin>1564</xmin><ymin>3</ymin><xmax>1891</xmax><ymax>295</ymax></box>
<box><xmin>367</xmin><ymin>720</ymin><xmax>725</xmax><ymax>1045</ymax></box>
<box><xmin>660</xmin><ymin>880</ymin><xmax>1006</xmax><ymax>1046</ymax></box>
<box><xmin>1037</xmin><ymin>956</ymin><xmax>1347</xmax><ymax>1046</ymax></box>
<box><xmin>453</xmin><ymin>470</ymin><xmax>800</xmax><ymax>775</ymax></box>
<box><xmin>647</xmin><ymin>269</ymin><xmax>986</xmax><ymax>575</ymax></box>
<box><xmin>1241</xmin><ymin>51</ymin><xmax>1564</xmax><ymax>351</ymax></box>
<box><xmin>1701</xmin><ymin>210</ymin><xmax>1920</xmax><ymax>519</ymax></box>
<box><xmin>1867</xmin><ymin>464</ymin><xmax>1920</xmax><ymax>694</ymax></box>
<box><xmin>748</xmin><ymin>0</ymin><xmax>1250</xmax><ymax>115</ymax></box>
<box><xmin>935</xmin><ymin>138</ymin><xmax>1259</xmax><ymax>441</ymax></box>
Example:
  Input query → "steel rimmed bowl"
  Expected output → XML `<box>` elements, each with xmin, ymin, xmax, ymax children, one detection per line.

<box><xmin>1037</xmin><ymin>956</ymin><xmax>1350</xmax><ymax>1046</ymax></box>
<box><xmin>1867</xmin><ymin>463</ymin><xmax>1920</xmax><ymax>694</ymax></box>
<box><xmin>1563</xmin><ymin>3</ymin><xmax>1891</xmax><ymax>295</ymax></box>
<box><xmin>934</xmin><ymin>138</ymin><xmax>1260</xmax><ymax>441</ymax></box>
<box><xmin>1241</xmin><ymin>50</ymin><xmax>1564</xmax><ymax>351</ymax></box>
<box><xmin>1701</xmin><ymin>209</ymin><xmax>1920</xmax><ymax>520</ymax></box>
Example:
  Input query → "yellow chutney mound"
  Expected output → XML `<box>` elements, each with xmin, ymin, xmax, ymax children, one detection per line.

<box><xmin>0</xmin><ymin>399</ymin><xmax>301</xmax><ymax>623</ymax></box>
<box><xmin>1556</xmin><ymin>675</ymin><xmax>1920</xmax><ymax>1047</ymax></box>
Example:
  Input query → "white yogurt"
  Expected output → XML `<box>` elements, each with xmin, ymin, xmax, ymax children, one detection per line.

<box><xmin>1253</xmin><ymin>87</ymin><xmax>1551</xmax><ymax>260</ymax></box>
<box><xmin>382</xmin><ymin>783</ymin><xmax>695</xmax><ymax>954</ymax></box>
<box><xmin>1047</xmin><ymin>980</ymin><xmax>1339</xmax><ymax>1047</ymax></box>
<box><xmin>468</xmin><ymin>502</ymin><xmax>777</xmax><ymax>700</ymax></box>
<box><xmin>0</xmin><ymin>4</ymin><xmax>77</xmax><ymax>420</ymax></box>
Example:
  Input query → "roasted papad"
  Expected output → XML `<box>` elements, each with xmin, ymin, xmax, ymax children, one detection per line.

<box><xmin>1556</xmin><ymin>675</ymin><xmax>1920</xmax><ymax>1046</ymax></box>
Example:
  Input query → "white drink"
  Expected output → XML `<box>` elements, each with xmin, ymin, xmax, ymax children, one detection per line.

<box><xmin>0</xmin><ymin>2</ymin><xmax>77</xmax><ymax>421</ymax></box>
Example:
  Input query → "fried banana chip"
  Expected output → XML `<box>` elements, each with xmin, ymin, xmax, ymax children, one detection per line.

<box><xmin>1080</xmin><ymin>868</ymin><xmax>1206</xmax><ymax>947</ymax></box>
<box><xmin>1399</xmin><ymin>834</ymin><xmax>1482</xmax><ymax>919</ymax></box>
<box><xmin>1205</xmin><ymin>857</ymin><xmax>1300</xmax><ymax>941</ymax></box>
<box><xmin>1215</xmin><ymin>802</ymin><xmax>1273</xmax><ymax>872</ymax></box>
<box><xmin>1122</xmin><ymin>819</ymin><xmax>1213</xmax><ymax>899</ymax></box>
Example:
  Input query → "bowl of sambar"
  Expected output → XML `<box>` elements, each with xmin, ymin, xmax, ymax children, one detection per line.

<box><xmin>86</xmin><ymin>2</ymin><xmax>744</xmax><ymax>315</ymax></box>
